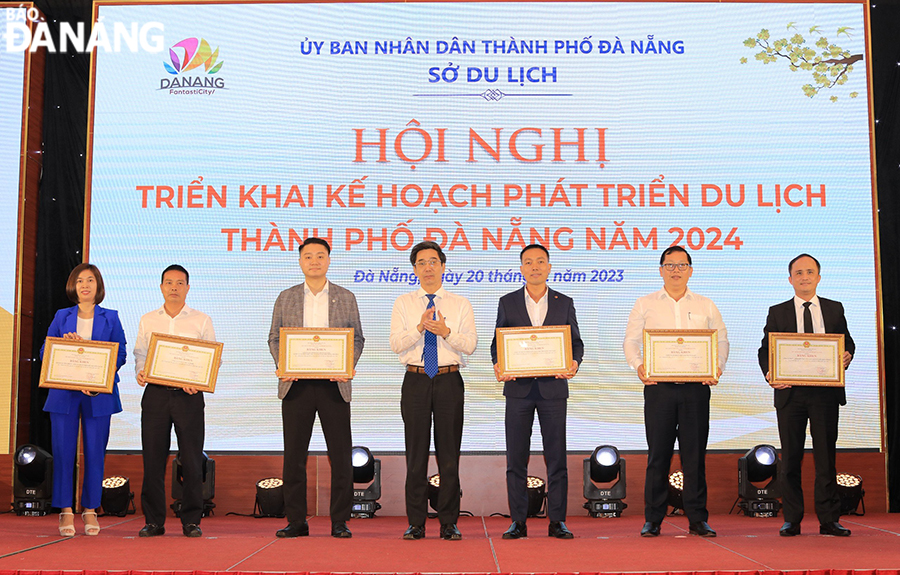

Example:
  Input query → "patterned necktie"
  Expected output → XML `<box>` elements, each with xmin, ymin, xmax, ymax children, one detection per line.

<box><xmin>423</xmin><ymin>294</ymin><xmax>439</xmax><ymax>378</ymax></box>
<box><xmin>802</xmin><ymin>301</ymin><xmax>814</xmax><ymax>334</ymax></box>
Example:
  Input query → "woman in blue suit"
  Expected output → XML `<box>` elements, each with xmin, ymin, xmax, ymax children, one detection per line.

<box><xmin>42</xmin><ymin>263</ymin><xmax>126</xmax><ymax>536</ymax></box>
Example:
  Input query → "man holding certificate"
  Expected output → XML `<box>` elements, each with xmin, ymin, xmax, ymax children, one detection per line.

<box><xmin>623</xmin><ymin>246</ymin><xmax>728</xmax><ymax>538</ymax></box>
<box><xmin>490</xmin><ymin>244</ymin><xmax>582</xmax><ymax>539</ymax></box>
<box><xmin>134</xmin><ymin>264</ymin><xmax>215</xmax><ymax>538</ymax></box>
<box><xmin>268</xmin><ymin>237</ymin><xmax>365</xmax><ymax>539</ymax></box>
<box><xmin>757</xmin><ymin>254</ymin><xmax>855</xmax><ymax>537</ymax></box>
<box><xmin>390</xmin><ymin>241</ymin><xmax>477</xmax><ymax>541</ymax></box>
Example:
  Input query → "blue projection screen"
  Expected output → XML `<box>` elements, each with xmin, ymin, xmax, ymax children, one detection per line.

<box><xmin>84</xmin><ymin>1</ymin><xmax>881</xmax><ymax>452</ymax></box>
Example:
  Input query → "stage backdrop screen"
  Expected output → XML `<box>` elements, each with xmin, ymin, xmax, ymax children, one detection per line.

<box><xmin>85</xmin><ymin>1</ymin><xmax>880</xmax><ymax>452</ymax></box>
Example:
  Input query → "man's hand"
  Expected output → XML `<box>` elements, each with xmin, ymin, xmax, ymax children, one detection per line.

<box><xmin>703</xmin><ymin>367</ymin><xmax>723</xmax><ymax>386</ymax></box>
<box><xmin>767</xmin><ymin>370</ymin><xmax>791</xmax><ymax>390</ymax></box>
<box><xmin>136</xmin><ymin>370</ymin><xmax>147</xmax><ymax>387</ymax></box>
<box><xmin>843</xmin><ymin>351</ymin><xmax>853</xmax><ymax>368</ymax></box>
<box><xmin>276</xmin><ymin>369</ymin><xmax>298</xmax><ymax>383</ymax></box>
<box><xmin>555</xmin><ymin>360</ymin><xmax>579</xmax><ymax>379</ymax></box>
<box><xmin>493</xmin><ymin>363</ymin><xmax>515</xmax><ymax>382</ymax></box>
<box><xmin>637</xmin><ymin>364</ymin><xmax>657</xmax><ymax>386</ymax></box>
<box><xmin>331</xmin><ymin>369</ymin><xmax>357</xmax><ymax>383</ymax></box>
<box><xmin>423</xmin><ymin>310</ymin><xmax>450</xmax><ymax>338</ymax></box>
<box><xmin>182</xmin><ymin>386</ymin><xmax>199</xmax><ymax>395</ymax></box>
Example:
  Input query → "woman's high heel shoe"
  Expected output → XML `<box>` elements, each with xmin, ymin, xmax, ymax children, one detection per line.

<box><xmin>82</xmin><ymin>510</ymin><xmax>100</xmax><ymax>536</ymax></box>
<box><xmin>58</xmin><ymin>512</ymin><xmax>75</xmax><ymax>537</ymax></box>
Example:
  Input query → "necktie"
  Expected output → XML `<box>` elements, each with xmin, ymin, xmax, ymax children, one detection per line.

<box><xmin>423</xmin><ymin>294</ymin><xmax>439</xmax><ymax>378</ymax></box>
<box><xmin>802</xmin><ymin>301</ymin><xmax>814</xmax><ymax>334</ymax></box>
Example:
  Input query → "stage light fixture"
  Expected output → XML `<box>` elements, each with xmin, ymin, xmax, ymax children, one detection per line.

<box><xmin>837</xmin><ymin>473</ymin><xmax>865</xmax><ymax>516</ymax></box>
<box><xmin>100</xmin><ymin>475</ymin><xmax>136</xmax><ymax>516</ymax></box>
<box><xmin>350</xmin><ymin>445</ymin><xmax>382</xmax><ymax>518</ymax></box>
<box><xmin>737</xmin><ymin>444</ymin><xmax>782</xmax><ymax>517</ymax></box>
<box><xmin>171</xmin><ymin>451</ymin><xmax>216</xmax><ymax>517</ymax></box>
<box><xmin>254</xmin><ymin>477</ymin><xmax>285</xmax><ymax>517</ymax></box>
<box><xmin>667</xmin><ymin>470</ymin><xmax>684</xmax><ymax>513</ymax></box>
<box><xmin>427</xmin><ymin>473</ymin><xmax>463</xmax><ymax>514</ymax></box>
<box><xmin>13</xmin><ymin>444</ymin><xmax>53</xmax><ymax>516</ymax></box>
<box><xmin>526</xmin><ymin>475</ymin><xmax>546</xmax><ymax>517</ymax></box>
<box><xmin>583</xmin><ymin>445</ymin><xmax>627</xmax><ymax>517</ymax></box>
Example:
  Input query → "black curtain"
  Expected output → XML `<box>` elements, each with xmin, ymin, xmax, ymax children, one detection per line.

<box><xmin>22</xmin><ymin>0</ymin><xmax>900</xmax><ymax>510</ymax></box>
<box><xmin>27</xmin><ymin>0</ymin><xmax>92</xmax><ymax>451</ymax></box>
<box><xmin>872</xmin><ymin>2</ymin><xmax>900</xmax><ymax>511</ymax></box>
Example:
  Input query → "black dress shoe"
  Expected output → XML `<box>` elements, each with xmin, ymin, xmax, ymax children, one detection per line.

<box><xmin>689</xmin><ymin>521</ymin><xmax>717</xmax><ymax>537</ymax></box>
<box><xmin>548</xmin><ymin>521</ymin><xmax>574</xmax><ymax>539</ymax></box>
<box><xmin>440</xmin><ymin>523</ymin><xmax>462</xmax><ymax>540</ymax></box>
<box><xmin>640</xmin><ymin>522</ymin><xmax>661</xmax><ymax>537</ymax></box>
<box><xmin>139</xmin><ymin>524</ymin><xmax>165</xmax><ymax>537</ymax></box>
<box><xmin>502</xmin><ymin>521</ymin><xmax>527</xmax><ymax>539</ymax></box>
<box><xmin>403</xmin><ymin>524</ymin><xmax>425</xmax><ymax>540</ymax></box>
<box><xmin>780</xmin><ymin>522</ymin><xmax>801</xmax><ymax>536</ymax></box>
<box><xmin>182</xmin><ymin>524</ymin><xmax>202</xmax><ymax>537</ymax></box>
<box><xmin>819</xmin><ymin>521</ymin><xmax>851</xmax><ymax>536</ymax></box>
<box><xmin>331</xmin><ymin>521</ymin><xmax>352</xmax><ymax>538</ymax></box>
<box><xmin>276</xmin><ymin>522</ymin><xmax>309</xmax><ymax>538</ymax></box>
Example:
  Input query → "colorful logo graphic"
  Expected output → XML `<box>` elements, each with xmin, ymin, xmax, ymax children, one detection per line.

<box><xmin>164</xmin><ymin>38</ymin><xmax>223</xmax><ymax>75</ymax></box>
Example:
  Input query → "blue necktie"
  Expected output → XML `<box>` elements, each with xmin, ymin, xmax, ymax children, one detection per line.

<box><xmin>423</xmin><ymin>294</ymin><xmax>439</xmax><ymax>378</ymax></box>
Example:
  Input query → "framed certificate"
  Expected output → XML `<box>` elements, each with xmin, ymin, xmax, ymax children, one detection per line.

<box><xmin>643</xmin><ymin>329</ymin><xmax>718</xmax><ymax>382</ymax></box>
<box><xmin>143</xmin><ymin>333</ymin><xmax>224</xmax><ymax>392</ymax></box>
<box><xmin>39</xmin><ymin>337</ymin><xmax>119</xmax><ymax>394</ymax></box>
<box><xmin>278</xmin><ymin>327</ymin><xmax>354</xmax><ymax>379</ymax></box>
<box><xmin>495</xmin><ymin>325</ymin><xmax>573</xmax><ymax>378</ymax></box>
<box><xmin>768</xmin><ymin>332</ymin><xmax>845</xmax><ymax>387</ymax></box>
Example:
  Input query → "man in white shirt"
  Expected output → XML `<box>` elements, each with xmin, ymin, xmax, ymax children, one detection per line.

<box><xmin>390</xmin><ymin>241</ymin><xmax>477</xmax><ymax>541</ymax></box>
<box><xmin>134</xmin><ymin>264</ymin><xmax>216</xmax><ymax>538</ymax></box>
<box><xmin>268</xmin><ymin>238</ymin><xmax>365</xmax><ymax>539</ymax></box>
<box><xmin>623</xmin><ymin>246</ymin><xmax>728</xmax><ymax>538</ymax></box>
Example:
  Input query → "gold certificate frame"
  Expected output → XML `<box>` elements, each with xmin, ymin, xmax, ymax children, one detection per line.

<box><xmin>278</xmin><ymin>327</ymin><xmax>354</xmax><ymax>379</ymax></box>
<box><xmin>144</xmin><ymin>333</ymin><xmax>224</xmax><ymax>392</ymax></box>
<box><xmin>769</xmin><ymin>332</ymin><xmax>845</xmax><ymax>387</ymax></box>
<box><xmin>643</xmin><ymin>329</ymin><xmax>718</xmax><ymax>382</ymax></box>
<box><xmin>496</xmin><ymin>325</ymin><xmax>573</xmax><ymax>378</ymax></box>
<box><xmin>39</xmin><ymin>337</ymin><xmax>119</xmax><ymax>394</ymax></box>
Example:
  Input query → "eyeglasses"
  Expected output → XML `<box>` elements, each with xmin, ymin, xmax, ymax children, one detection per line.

<box><xmin>661</xmin><ymin>263</ymin><xmax>691</xmax><ymax>271</ymax></box>
<box><xmin>415</xmin><ymin>258</ymin><xmax>441</xmax><ymax>269</ymax></box>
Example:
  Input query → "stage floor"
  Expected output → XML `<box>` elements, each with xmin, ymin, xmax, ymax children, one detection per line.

<box><xmin>0</xmin><ymin>514</ymin><xmax>897</xmax><ymax>573</ymax></box>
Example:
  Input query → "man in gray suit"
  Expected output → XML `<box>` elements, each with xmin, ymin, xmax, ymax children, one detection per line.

<box><xmin>268</xmin><ymin>237</ymin><xmax>365</xmax><ymax>538</ymax></box>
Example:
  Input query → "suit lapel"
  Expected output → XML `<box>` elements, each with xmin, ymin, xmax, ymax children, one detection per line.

<box><xmin>92</xmin><ymin>308</ymin><xmax>109</xmax><ymax>340</ymax></box>
<box><xmin>62</xmin><ymin>307</ymin><xmax>79</xmax><ymax>334</ymax></box>
<box><xmin>545</xmin><ymin>288</ymin><xmax>563</xmax><ymax>325</ymax></box>
<box><xmin>513</xmin><ymin>287</ymin><xmax>532</xmax><ymax>326</ymax></box>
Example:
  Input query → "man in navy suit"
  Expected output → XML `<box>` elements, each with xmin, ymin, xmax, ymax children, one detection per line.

<box><xmin>758</xmin><ymin>254</ymin><xmax>855</xmax><ymax>537</ymax></box>
<box><xmin>490</xmin><ymin>244</ymin><xmax>583</xmax><ymax>539</ymax></box>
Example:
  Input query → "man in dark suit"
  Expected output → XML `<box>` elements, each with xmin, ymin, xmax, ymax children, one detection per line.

<box><xmin>490</xmin><ymin>244</ymin><xmax>583</xmax><ymax>539</ymax></box>
<box><xmin>758</xmin><ymin>253</ymin><xmax>855</xmax><ymax>537</ymax></box>
<box><xmin>268</xmin><ymin>237</ymin><xmax>365</xmax><ymax>539</ymax></box>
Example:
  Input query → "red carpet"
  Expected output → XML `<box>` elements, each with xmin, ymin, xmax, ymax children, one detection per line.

<box><xmin>0</xmin><ymin>514</ymin><xmax>897</xmax><ymax>573</ymax></box>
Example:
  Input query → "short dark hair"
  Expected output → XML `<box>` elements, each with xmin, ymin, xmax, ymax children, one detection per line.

<box><xmin>520</xmin><ymin>244</ymin><xmax>549</xmax><ymax>262</ymax></box>
<box><xmin>659</xmin><ymin>245</ymin><xmax>692</xmax><ymax>266</ymax></box>
<box><xmin>161</xmin><ymin>264</ymin><xmax>189</xmax><ymax>285</ymax></box>
<box><xmin>788</xmin><ymin>253</ymin><xmax>821</xmax><ymax>274</ymax></box>
<box><xmin>299</xmin><ymin>237</ymin><xmax>331</xmax><ymax>256</ymax></box>
<box><xmin>65</xmin><ymin>263</ymin><xmax>105</xmax><ymax>305</ymax></box>
<box><xmin>409</xmin><ymin>241</ymin><xmax>446</xmax><ymax>266</ymax></box>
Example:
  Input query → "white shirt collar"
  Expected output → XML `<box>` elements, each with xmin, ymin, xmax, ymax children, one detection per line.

<box><xmin>304</xmin><ymin>280</ymin><xmax>330</xmax><ymax>297</ymax></box>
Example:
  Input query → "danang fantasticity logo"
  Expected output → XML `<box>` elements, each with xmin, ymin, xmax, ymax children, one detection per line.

<box><xmin>159</xmin><ymin>37</ymin><xmax>225</xmax><ymax>94</ymax></box>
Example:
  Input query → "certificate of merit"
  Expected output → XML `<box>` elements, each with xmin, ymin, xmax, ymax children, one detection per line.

<box><xmin>496</xmin><ymin>325</ymin><xmax>572</xmax><ymax>378</ymax></box>
<box><xmin>279</xmin><ymin>327</ymin><xmax>354</xmax><ymax>379</ymax></box>
<box><xmin>643</xmin><ymin>329</ymin><xmax>718</xmax><ymax>382</ymax></box>
<box><xmin>39</xmin><ymin>337</ymin><xmax>119</xmax><ymax>393</ymax></box>
<box><xmin>145</xmin><ymin>333</ymin><xmax>224</xmax><ymax>392</ymax></box>
<box><xmin>769</xmin><ymin>332</ymin><xmax>844</xmax><ymax>387</ymax></box>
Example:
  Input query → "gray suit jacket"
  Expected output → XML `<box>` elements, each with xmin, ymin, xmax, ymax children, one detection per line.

<box><xmin>268</xmin><ymin>281</ymin><xmax>365</xmax><ymax>402</ymax></box>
